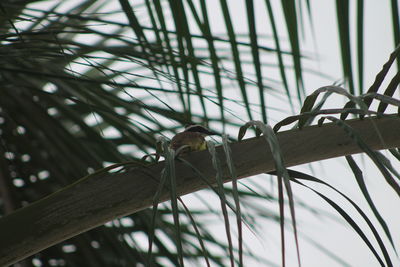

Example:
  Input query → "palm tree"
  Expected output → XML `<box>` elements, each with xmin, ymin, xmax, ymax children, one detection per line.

<box><xmin>0</xmin><ymin>0</ymin><xmax>399</xmax><ymax>266</ymax></box>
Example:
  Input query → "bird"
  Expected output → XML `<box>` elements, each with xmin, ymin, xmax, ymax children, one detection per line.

<box><xmin>170</xmin><ymin>125</ymin><xmax>217</xmax><ymax>154</ymax></box>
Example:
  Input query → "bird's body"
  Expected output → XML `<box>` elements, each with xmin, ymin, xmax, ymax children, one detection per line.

<box><xmin>170</xmin><ymin>131</ymin><xmax>207</xmax><ymax>152</ymax></box>
<box><xmin>170</xmin><ymin>125</ymin><xmax>217</xmax><ymax>154</ymax></box>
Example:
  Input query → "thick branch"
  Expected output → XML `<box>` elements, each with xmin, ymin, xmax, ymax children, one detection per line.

<box><xmin>1</xmin><ymin>115</ymin><xmax>400</xmax><ymax>265</ymax></box>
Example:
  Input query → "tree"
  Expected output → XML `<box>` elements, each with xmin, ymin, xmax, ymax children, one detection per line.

<box><xmin>0</xmin><ymin>1</ymin><xmax>399</xmax><ymax>266</ymax></box>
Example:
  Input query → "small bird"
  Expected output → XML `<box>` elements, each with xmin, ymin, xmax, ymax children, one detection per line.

<box><xmin>170</xmin><ymin>125</ymin><xmax>217</xmax><ymax>154</ymax></box>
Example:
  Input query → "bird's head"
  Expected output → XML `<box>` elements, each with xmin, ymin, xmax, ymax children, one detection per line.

<box><xmin>183</xmin><ymin>124</ymin><xmax>217</xmax><ymax>136</ymax></box>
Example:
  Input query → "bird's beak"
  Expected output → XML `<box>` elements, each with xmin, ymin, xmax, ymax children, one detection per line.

<box><xmin>205</xmin><ymin>129</ymin><xmax>218</xmax><ymax>136</ymax></box>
